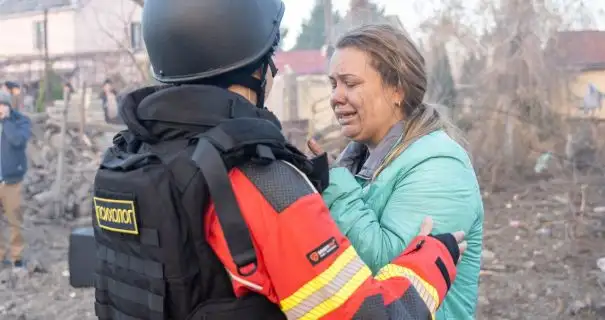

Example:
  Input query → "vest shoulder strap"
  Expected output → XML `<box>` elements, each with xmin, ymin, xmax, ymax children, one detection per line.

<box><xmin>191</xmin><ymin>136</ymin><xmax>258</xmax><ymax>276</ymax></box>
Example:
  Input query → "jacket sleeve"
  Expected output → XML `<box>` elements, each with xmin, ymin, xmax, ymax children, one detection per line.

<box><xmin>205</xmin><ymin>161</ymin><xmax>457</xmax><ymax>319</ymax></box>
<box><xmin>3</xmin><ymin>111</ymin><xmax>32</xmax><ymax>147</ymax></box>
<box><xmin>322</xmin><ymin>156</ymin><xmax>479</xmax><ymax>273</ymax></box>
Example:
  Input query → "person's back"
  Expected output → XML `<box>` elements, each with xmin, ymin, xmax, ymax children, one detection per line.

<box><xmin>92</xmin><ymin>84</ymin><xmax>297</xmax><ymax>319</ymax></box>
<box><xmin>90</xmin><ymin>1</ymin><xmax>466</xmax><ymax>319</ymax></box>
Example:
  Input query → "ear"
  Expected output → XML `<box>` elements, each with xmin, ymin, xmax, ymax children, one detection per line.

<box><xmin>391</xmin><ymin>87</ymin><xmax>404</xmax><ymax>106</ymax></box>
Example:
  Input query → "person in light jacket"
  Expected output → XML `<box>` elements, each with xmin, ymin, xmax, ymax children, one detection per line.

<box><xmin>309</xmin><ymin>24</ymin><xmax>484</xmax><ymax>320</ymax></box>
<box><xmin>0</xmin><ymin>91</ymin><xmax>31</xmax><ymax>268</ymax></box>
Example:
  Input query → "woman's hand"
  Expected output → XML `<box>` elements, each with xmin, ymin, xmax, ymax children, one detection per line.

<box><xmin>307</xmin><ymin>138</ymin><xmax>324</xmax><ymax>156</ymax></box>
<box><xmin>418</xmin><ymin>217</ymin><xmax>467</xmax><ymax>264</ymax></box>
<box><xmin>307</xmin><ymin>138</ymin><xmax>334</xmax><ymax>165</ymax></box>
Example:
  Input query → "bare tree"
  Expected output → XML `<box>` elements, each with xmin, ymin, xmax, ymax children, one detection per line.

<box><xmin>92</xmin><ymin>4</ymin><xmax>149</xmax><ymax>85</ymax></box>
<box><xmin>416</xmin><ymin>0</ymin><xmax>601</xmax><ymax>188</ymax></box>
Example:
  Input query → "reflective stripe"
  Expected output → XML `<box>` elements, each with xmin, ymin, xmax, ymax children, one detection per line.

<box><xmin>375</xmin><ymin>264</ymin><xmax>439</xmax><ymax>316</ymax></box>
<box><xmin>280</xmin><ymin>246</ymin><xmax>372</xmax><ymax>319</ymax></box>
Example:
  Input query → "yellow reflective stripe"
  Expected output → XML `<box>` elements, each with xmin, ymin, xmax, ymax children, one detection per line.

<box><xmin>280</xmin><ymin>246</ymin><xmax>357</xmax><ymax>311</ymax></box>
<box><xmin>375</xmin><ymin>264</ymin><xmax>440</xmax><ymax>315</ymax></box>
<box><xmin>279</xmin><ymin>246</ymin><xmax>373</xmax><ymax>319</ymax></box>
<box><xmin>297</xmin><ymin>266</ymin><xmax>371</xmax><ymax>320</ymax></box>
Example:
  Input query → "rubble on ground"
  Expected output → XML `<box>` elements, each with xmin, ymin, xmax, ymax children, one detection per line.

<box><xmin>478</xmin><ymin>178</ymin><xmax>605</xmax><ymax>319</ymax></box>
<box><xmin>22</xmin><ymin>113</ymin><xmax>117</xmax><ymax>221</ymax></box>
<box><xmin>0</xmin><ymin>113</ymin><xmax>117</xmax><ymax>320</ymax></box>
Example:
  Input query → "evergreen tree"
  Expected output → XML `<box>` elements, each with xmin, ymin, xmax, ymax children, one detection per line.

<box><xmin>293</xmin><ymin>0</ymin><xmax>342</xmax><ymax>50</ymax></box>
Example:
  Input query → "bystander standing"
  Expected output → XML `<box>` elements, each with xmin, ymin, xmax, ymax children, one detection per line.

<box><xmin>99</xmin><ymin>79</ymin><xmax>122</xmax><ymax>124</ymax></box>
<box><xmin>0</xmin><ymin>91</ymin><xmax>32</xmax><ymax>268</ymax></box>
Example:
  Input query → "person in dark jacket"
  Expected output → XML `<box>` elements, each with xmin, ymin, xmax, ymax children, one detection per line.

<box><xmin>0</xmin><ymin>91</ymin><xmax>32</xmax><ymax>268</ymax></box>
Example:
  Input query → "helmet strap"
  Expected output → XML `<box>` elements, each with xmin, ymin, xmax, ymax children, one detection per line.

<box><xmin>228</xmin><ymin>57</ymin><xmax>277</xmax><ymax>109</ymax></box>
<box><xmin>256</xmin><ymin>61</ymin><xmax>270</xmax><ymax>108</ymax></box>
<box><xmin>199</xmin><ymin>57</ymin><xmax>277</xmax><ymax>109</ymax></box>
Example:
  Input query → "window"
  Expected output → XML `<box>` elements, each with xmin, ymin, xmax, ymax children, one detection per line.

<box><xmin>33</xmin><ymin>20</ymin><xmax>46</xmax><ymax>51</ymax></box>
<box><xmin>130</xmin><ymin>22</ymin><xmax>142</xmax><ymax>50</ymax></box>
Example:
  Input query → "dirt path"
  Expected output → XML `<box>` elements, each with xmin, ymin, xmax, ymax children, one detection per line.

<box><xmin>0</xmin><ymin>217</ymin><xmax>95</xmax><ymax>320</ymax></box>
<box><xmin>476</xmin><ymin>178</ymin><xmax>605</xmax><ymax>320</ymax></box>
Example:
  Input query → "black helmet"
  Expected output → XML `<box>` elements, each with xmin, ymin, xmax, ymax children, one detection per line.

<box><xmin>142</xmin><ymin>0</ymin><xmax>284</xmax><ymax>85</ymax></box>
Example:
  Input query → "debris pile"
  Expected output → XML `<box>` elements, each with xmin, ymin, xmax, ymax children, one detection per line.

<box><xmin>22</xmin><ymin>113</ymin><xmax>117</xmax><ymax>220</ymax></box>
<box><xmin>22</xmin><ymin>115</ymin><xmax>343</xmax><ymax>221</ymax></box>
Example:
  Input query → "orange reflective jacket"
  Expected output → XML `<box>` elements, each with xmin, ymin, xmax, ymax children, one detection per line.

<box><xmin>205</xmin><ymin>161</ymin><xmax>457</xmax><ymax>319</ymax></box>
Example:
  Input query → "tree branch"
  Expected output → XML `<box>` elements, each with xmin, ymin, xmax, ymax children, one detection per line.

<box><xmin>93</xmin><ymin>8</ymin><xmax>148</xmax><ymax>82</ymax></box>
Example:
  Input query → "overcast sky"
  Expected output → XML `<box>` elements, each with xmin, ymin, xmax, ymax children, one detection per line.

<box><xmin>280</xmin><ymin>0</ymin><xmax>605</xmax><ymax>50</ymax></box>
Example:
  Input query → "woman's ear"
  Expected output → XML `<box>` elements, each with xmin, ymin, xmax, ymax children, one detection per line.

<box><xmin>389</xmin><ymin>88</ymin><xmax>406</xmax><ymax>120</ymax></box>
<box><xmin>392</xmin><ymin>88</ymin><xmax>404</xmax><ymax>106</ymax></box>
<box><xmin>386</xmin><ymin>86</ymin><xmax>404</xmax><ymax>112</ymax></box>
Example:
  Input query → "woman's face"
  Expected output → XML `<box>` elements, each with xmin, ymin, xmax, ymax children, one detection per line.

<box><xmin>328</xmin><ymin>47</ymin><xmax>403</xmax><ymax>147</ymax></box>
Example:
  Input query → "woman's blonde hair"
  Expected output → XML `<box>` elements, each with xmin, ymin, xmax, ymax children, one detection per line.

<box><xmin>334</xmin><ymin>24</ymin><xmax>463</xmax><ymax>178</ymax></box>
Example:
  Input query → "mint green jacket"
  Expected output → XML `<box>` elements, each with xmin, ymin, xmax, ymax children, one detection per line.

<box><xmin>322</xmin><ymin>127</ymin><xmax>483</xmax><ymax>320</ymax></box>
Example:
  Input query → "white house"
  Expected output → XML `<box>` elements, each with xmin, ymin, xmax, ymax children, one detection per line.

<box><xmin>0</xmin><ymin>0</ymin><xmax>146</xmax><ymax>85</ymax></box>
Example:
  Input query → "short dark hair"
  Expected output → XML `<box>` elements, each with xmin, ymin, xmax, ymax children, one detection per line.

<box><xmin>4</xmin><ymin>81</ymin><xmax>20</xmax><ymax>90</ymax></box>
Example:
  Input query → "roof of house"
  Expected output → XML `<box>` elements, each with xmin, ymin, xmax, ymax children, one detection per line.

<box><xmin>0</xmin><ymin>0</ymin><xmax>71</xmax><ymax>16</ymax></box>
<box><xmin>552</xmin><ymin>30</ymin><xmax>605</xmax><ymax>70</ymax></box>
<box><xmin>273</xmin><ymin>49</ymin><xmax>328</xmax><ymax>75</ymax></box>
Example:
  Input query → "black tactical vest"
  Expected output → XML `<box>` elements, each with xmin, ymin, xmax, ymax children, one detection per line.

<box><xmin>92</xmin><ymin>85</ymin><xmax>329</xmax><ymax>320</ymax></box>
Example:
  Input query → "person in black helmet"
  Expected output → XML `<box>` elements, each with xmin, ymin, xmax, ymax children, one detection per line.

<box><xmin>90</xmin><ymin>1</ymin><xmax>466</xmax><ymax>319</ymax></box>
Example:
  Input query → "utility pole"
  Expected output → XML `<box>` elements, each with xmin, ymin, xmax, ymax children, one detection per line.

<box><xmin>43</xmin><ymin>8</ymin><xmax>50</xmax><ymax>106</ymax></box>
<box><xmin>54</xmin><ymin>86</ymin><xmax>71</xmax><ymax>218</ymax></box>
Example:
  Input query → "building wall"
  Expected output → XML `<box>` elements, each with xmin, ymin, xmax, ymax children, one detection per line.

<box><xmin>266</xmin><ymin>73</ymin><xmax>343</xmax><ymax>152</ymax></box>
<box><xmin>269</xmin><ymin>74</ymin><xmax>338</xmax><ymax>139</ymax></box>
<box><xmin>0</xmin><ymin>9</ymin><xmax>76</xmax><ymax>57</ymax></box>
<box><xmin>295</xmin><ymin>75</ymin><xmax>336</xmax><ymax>136</ymax></box>
<box><xmin>72</xmin><ymin>0</ymin><xmax>146</xmax><ymax>85</ymax></box>
<box><xmin>1</xmin><ymin>0</ymin><xmax>146</xmax><ymax>85</ymax></box>
<box><xmin>73</xmin><ymin>0</ymin><xmax>143</xmax><ymax>54</ymax></box>
<box><xmin>0</xmin><ymin>0</ymin><xmax>142</xmax><ymax>57</ymax></box>
<box><xmin>556</xmin><ymin>70</ymin><xmax>605</xmax><ymax>119</ymax></box>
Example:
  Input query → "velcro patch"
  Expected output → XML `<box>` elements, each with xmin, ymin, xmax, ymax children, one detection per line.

<box><xmin>306</xmin><ymin>237</ymin><xmax>339</xmax><ymax>266</ymax></box>
<box><xmin>94</xmin><ymin>196</ymin><xmax>138</xmax><ymax>235</ymax></box>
